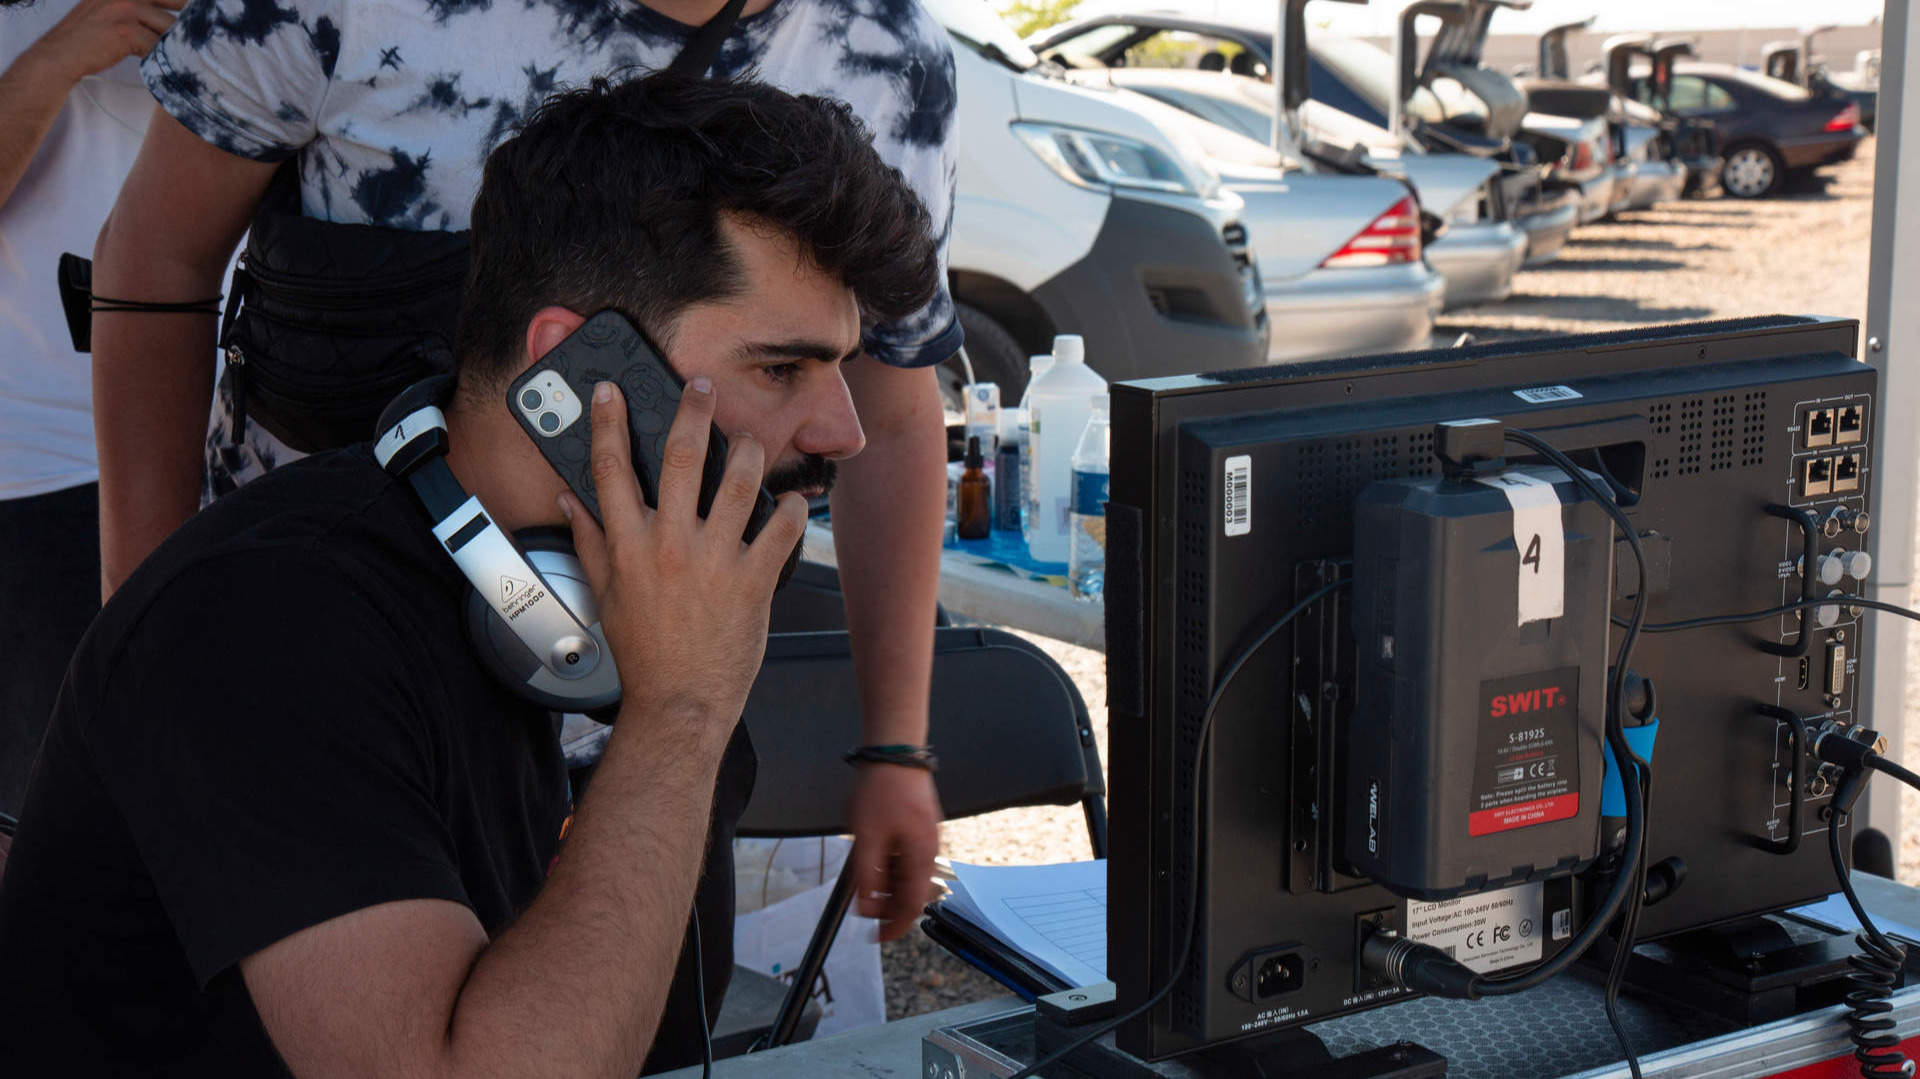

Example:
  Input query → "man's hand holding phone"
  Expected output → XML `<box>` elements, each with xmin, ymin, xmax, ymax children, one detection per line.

<box><xmin>561</xmin><ymin>378</ymin><xmax>806</xmax><ymax>748</ymax></box>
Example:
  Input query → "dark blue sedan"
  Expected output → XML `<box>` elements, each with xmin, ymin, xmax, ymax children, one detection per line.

<box><xmin>1624</xmin><ymin>62</ymin><xmax>1865</xmax><ymax>199</ymax></box>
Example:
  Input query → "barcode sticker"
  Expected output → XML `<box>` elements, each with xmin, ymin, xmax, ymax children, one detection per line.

<box><xmin>1224</xmin><ymin>455</ymin><xmax>1252</xmax><ymax>537</ymax></box>
<box><xmin>1553</xmin><ymin>908</ymin><xmax>1571</xmax><ymax>941</ymax></box>
<box><xmin>1514</xmin><ymin>384</ymin><xmax>1582</xmax><ymax>404</ymax></box>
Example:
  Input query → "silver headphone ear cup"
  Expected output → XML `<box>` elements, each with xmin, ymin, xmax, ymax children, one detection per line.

<box><xmin>465</xmin><ymin>535</ymin><xmax>621</xmax><ymax>713</ymax></box>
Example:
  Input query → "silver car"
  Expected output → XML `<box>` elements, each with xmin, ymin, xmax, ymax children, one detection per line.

<box><xmin>1031</xmin><ymin>10</ymin><xmax>1574</xmax><ymax>279</ymax></box>
<box><xmin>1120</xmin><ymin>94</ymin><xmax>1444</xmax><ymax>361</ymax></box>
<box><xmin>1087</xmin><ymin>68</ymin><xmax>1527</xmax><ymax>309</ymax></box>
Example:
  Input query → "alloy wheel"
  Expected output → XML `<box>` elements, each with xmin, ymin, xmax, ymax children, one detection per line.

<box><xmin>1722</xmin><ymin>147</ymin><xmax>1778</xmax><ymax>198</ymax></box>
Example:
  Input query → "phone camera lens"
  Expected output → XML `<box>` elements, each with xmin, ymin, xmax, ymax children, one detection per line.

<box><xmin>520</xmin><ymin>388</ymin><xmax>543</xmax><ymax>411</ymax></box>
<box><xmin>538</xmin><ymin>412</ymin><xmax>561</xmax><ymax>433</ymax></box>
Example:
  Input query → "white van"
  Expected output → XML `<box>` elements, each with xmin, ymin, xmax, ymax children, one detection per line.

<box><xmin>927</xmin><ymin>0</ymin><xmax>1269</xmax><ymax>399</ymax></box>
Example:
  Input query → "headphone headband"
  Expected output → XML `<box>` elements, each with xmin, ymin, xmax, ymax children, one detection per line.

<box><xmin>374</xmin><ymin>378</ymin><xmax>621</xmax><ymax>711</ymax></box>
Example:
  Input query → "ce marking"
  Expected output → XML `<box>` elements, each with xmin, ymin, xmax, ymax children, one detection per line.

<box><xmin>1462</xmin><ymin>929</ymin><xmax>1487</xmax><ymax>951</ymax></box>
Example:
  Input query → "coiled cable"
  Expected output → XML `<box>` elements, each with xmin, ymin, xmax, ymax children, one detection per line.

<box><xmin>1826</xmin><ymin>771</ymin><xmax>1914</xmax><ymax>1079</ymax></box>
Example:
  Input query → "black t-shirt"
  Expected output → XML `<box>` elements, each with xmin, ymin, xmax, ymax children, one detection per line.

<box><xmin>0</xmin><ymin>446</ymin><xmax>753</xmax><ymax>1076</ymax></box>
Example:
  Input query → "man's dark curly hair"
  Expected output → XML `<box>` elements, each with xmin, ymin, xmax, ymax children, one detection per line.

<box><xmin>454</xmin><ymin>70</ymin><xmax>940</xmax><ymax>389</ymax></box>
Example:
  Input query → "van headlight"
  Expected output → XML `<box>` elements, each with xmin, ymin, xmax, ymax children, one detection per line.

<box><xmin>1012</xmin><ymin>122</ymin><xmax>1199</xmax><ymax>196</ymax></box>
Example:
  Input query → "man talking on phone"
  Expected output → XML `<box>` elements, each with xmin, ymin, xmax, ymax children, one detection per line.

<box><xmin>0</xmin><ymin>72</ymin><xmax>938</xmax><ymax>1076</ymax></box>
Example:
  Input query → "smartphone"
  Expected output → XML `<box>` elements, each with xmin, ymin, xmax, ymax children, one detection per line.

<box><xmin>508</xmin><ymin>309</ymin><xmax>776</xmax><ymax>542</ymax></box>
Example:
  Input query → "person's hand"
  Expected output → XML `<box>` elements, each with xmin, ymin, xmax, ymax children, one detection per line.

<box><xmin>563</xmin><ymin>378</ymin><xmax>807</xmax><ymax>746</ymax></box>
<box><xmin>23</xmin><ymin>0</ymin><xmax>188</xmax><ymax>84</ymax></box>
<box><xmin>847</xmin><ymin>762</ymin><xmax>943</xmax><ymax>942</ymax></box>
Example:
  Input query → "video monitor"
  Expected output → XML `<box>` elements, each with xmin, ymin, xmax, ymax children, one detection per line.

<box><xmin>1104</xmin><ymin>316</ymin><xmax>1876</xmax><ymax>1059</ymax></box>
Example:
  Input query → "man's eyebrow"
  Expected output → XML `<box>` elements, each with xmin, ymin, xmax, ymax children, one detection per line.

<box><xmin>735</xmin><ymin>338</ymin><xmax>863</xmax><ymax>365</ymax></box>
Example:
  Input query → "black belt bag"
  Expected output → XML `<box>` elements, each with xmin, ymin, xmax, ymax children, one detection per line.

<box><xmin>220</xmin><ymin>180</ymin><xmax>471</xmax><ymax>454</ymax></box>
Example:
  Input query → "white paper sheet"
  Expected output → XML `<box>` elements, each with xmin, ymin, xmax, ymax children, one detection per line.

<box><xmin>943</xmin><ymin>859</ymin><xmax>1107</xmax><ymax>988</ymax></box>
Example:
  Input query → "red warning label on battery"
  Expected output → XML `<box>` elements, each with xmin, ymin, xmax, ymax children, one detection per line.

<box><xmin>1471</xmin><ymin>667</ymin><xmax>1581</xmax><ymax>837</ymax></box>
<box><xmin>1469</xmin><ymin>794</ymin><xmax>1579</xmax><ymax>836</ymax></box>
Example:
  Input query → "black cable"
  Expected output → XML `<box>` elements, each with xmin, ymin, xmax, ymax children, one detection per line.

<box><xmin>0</xmin><ymin>809</ymin><xmax>17</xmax><ymax>837</ymax></box>
<box><xmin>1826</xmin><ymin>783</ymin><xmax>1913</xmax><ymax>1078</ymax></box>
<box><xmin>1602</xmin><ymin>757</ymin><xmax>1654</xmax><ymax>1079</ymax></box>
<box><xmin>1866</xmin><ymin>754</ymin><xmax>1920</xmax><ymax>796</ymax></box>
<box><xmin>1482</xmin><ymin>429</ymin><xmax>1650</xmax><ymax>1079</ymax></box>
<box><xmin>1583</xmin><ymin>449</ymin><xmax>1642</xmax><ymax>508</ymax></box>
<box><xmin>1459</xmin><ymin>429</ymin><xmax>1649</xmax><ymax>1000</ymax></box>
<box><xmin>1617</xmin><ymin>594</ymin><xmax>1920</xmax><ymax>633</ymax></box>
<box><xmin>1004</xmin><ymin>578</ymin><xmax>1350</xmax><ymax>1079</ymax></box>
<box><xmin>691</xmin><ymin>907</ymin><xmax>712</xmax><ymax>1079</ymax></box>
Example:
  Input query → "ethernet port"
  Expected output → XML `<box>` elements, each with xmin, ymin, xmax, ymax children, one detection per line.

<box><xmin>1804</xmin><ymin>456</ymin><xmax>1834</xmax><ymax>497</ymax></box>
<box><xmin>1837</xmin><ymin>405</ymin><xmax>1864</xmax><ymax>445</ymax></box>
<box><xmin>1805</xmin><ymin>408</ymin><xmax>1836</xmax><ymax>448</ymax></box>
<box><xmin>1834</xmin><ymin>453</ymin><xmax>1862</xmax><ymax>493</ymax></box>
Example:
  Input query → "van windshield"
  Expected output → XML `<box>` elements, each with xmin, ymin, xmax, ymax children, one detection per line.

<box><xmin>919</xmin><ymin>0</ymin><xmax>1039</xmax><ymax>71</ymax></box>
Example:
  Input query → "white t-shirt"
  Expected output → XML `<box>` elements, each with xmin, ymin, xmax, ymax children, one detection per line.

<box><xmin>141</xmin><ymin>0</ymin><xmax>960</xmax><ymax>366</ymax></box>
<box><xmin>0</xmin><ymin>3</ymin><xmax>154</xmax><ymax>500</ymax></box>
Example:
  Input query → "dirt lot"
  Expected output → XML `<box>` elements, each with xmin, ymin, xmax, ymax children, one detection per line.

<box><xmin>879</xmin><ymin>139</ymin><xmax>1894</xmax><ymax>1020</ymax></box>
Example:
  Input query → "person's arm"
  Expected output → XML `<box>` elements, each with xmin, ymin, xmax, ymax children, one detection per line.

<box><xmin>831</xmin><ymin>357</ymin><xmax>948</xmax><ymax>941</ymax></box>
<box><xmin>91</xmin><ymin>105</ymin><xmax>276</xmax><ymax>596</ymax></box>
<box><xmin>241</xmin><ymin>382</ymin><xmax>809</xmax><ymax>1079</ymax></box>
<box><xmin>0</xmin><ymin>0</ymin><xmax>185</xmax><ymax>206</ymax></box>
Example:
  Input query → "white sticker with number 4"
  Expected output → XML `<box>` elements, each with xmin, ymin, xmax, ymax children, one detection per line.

<box><xmin>1479</xmin><ymin>471</ymin><xmax>1564</xmax><ymax>625</ymax></box>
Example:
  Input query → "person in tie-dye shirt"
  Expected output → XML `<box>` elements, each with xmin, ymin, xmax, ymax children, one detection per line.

<box><xmin>89</xmin><ymin>0</ymin><xmax>955</xmax><ymax>976</ymax></box>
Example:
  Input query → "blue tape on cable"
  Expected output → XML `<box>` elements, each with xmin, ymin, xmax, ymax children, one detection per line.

<box><xmin>1601</xmin><ymin>719</ymin><xmax>1660</xmax><ymax>816</ymax></box>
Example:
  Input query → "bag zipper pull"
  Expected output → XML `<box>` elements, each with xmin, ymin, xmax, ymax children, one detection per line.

<box><xmin>226</xmin><ymin>345</ymin><xmax>248</xmax><ymax>448</ymax></box>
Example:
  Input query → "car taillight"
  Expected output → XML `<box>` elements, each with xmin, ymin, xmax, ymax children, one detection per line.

<box><xmin>1827</xmin><ymin>104</ymin><xmax>1860</xmax><ymax>132</ymax></box>
<box><xmin>1570</xmin><ymin>139</ymin><xmax>1594</xmax><ymax>171</ymax></box>
<box><xmin>1321</xmin><ymin>196</ymin><xmax>1422</xmax><ymax>269</ymax></box>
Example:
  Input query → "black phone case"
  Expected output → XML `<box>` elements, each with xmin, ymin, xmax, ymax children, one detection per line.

<box><xmin>508</xmin><ymin>310</ymin><xmax>775</xmax><ymax>540</ymax></box>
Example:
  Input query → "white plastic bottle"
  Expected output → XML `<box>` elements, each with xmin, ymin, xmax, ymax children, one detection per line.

<box><xmin>1018</xmin><ymin>352</ymin><xmax>1054</xmax><ymax>535</ymax></box>
<box><xmin>1068</xmin><ymin>396</ymin><xmax>1110</xmax><ymax>599</ymax></box>
<box><xmin>1023</xmin><ymin>335</ymin><xmax>1107</xmax><ymax>563</ymax></box>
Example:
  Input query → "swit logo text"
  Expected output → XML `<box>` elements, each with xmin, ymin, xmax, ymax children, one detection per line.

<box><xmin>1489</xmin><ymin>685</ymin><xmax>1565</xmax><ymax>718</ymax></box>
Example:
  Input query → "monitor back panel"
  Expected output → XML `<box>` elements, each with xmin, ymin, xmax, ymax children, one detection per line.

<box><xmin>1106</xmin><ymin>317</ymin><xmax>1876</xmax><ymax>1059</ymax></box>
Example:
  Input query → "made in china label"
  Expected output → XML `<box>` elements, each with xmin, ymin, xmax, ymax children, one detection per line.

<box><xmin>1471</xmin><ymin>668</ymin><xmax>1580</xmax><ymax>836</ymax></box>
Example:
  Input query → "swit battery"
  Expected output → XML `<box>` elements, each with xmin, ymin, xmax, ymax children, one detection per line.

<box><xmin>1342</xmin><ymin>463</ymin><xmax>1612</xmax><ymax>900</ymax></box>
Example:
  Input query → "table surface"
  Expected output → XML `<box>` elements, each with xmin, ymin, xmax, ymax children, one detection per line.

<box><xmin>804</xmin><ymin>521</ymin><xmax>1104</xmax><ymax>650</ymax></box>
<box><xmin>654</xmin><ymin>995</ymin><xmax>1022</xmax><ymax>1078</ymax></box>
<box><xmin>657</xmin><ymin>873</ymin><xmax>1920</xmax><ymax>1078</ymax></box>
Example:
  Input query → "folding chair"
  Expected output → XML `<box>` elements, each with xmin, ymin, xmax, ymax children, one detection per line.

<box><xmin>730</xmin><ymin>625</ymin><xmax>1108</xmax><ymax>1051</ymax></box>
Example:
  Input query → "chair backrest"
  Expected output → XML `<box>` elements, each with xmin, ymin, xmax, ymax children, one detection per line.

<box><xmin>768</xmin><ymin>560</ymin><xmax>950</xmax><ymax>635</ymax></box>
<box><xmin>739</xmin><ymin>627</ymin><xmax>1102</xmax><ymax>839</ymax></box>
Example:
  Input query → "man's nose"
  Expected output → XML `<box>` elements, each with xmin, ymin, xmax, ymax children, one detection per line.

<box><xmin>795</xmin><ymin>375</ymin><xmax>867</xmax><ymax>460</ymax></box>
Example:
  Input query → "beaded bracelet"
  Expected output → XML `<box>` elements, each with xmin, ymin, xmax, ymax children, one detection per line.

<box><xmin>842</xmin><ymin>743</ymin><xmax>940</xmax><ymax>773</ymax></box>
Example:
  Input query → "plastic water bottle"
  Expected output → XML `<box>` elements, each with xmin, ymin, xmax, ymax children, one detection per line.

<box><xmin>1068</xmin><ymin>397</ymin><xmax>1110</xmax><ymax>600</ymax></box>
<box><xmin>1024</xmin><ymin>336</ymin><xmax>1106</xmax><ymax>564</ymax></box>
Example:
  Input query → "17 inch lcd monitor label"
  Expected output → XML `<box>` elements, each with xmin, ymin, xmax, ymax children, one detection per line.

<box><xmin>1406</xmin><ymin>882</ymin><xmax>1544</xmax><ymax>974</ymax></box>
<box><xmin>1471</xmin><ymin>667</ymin><xmax>1580</xmax><ymax>836</ymax></box>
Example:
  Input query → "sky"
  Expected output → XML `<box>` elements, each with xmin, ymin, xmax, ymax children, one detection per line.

<box><xmin>1067</xmin><ymin>0</ymin><xmax>1886</xmax><ymax>34</ymax></box>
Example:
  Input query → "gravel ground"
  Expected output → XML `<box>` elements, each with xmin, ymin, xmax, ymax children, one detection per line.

<box><xmin>879</xmin><ymin>139</ymin><xmax>1896</xmax><ymax>1022</ymax></box>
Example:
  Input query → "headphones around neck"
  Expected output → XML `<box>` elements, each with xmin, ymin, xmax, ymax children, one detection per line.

<box><xmin>374</xmin><ymin>376</ymin><xmax>623</xmax><ymax>713</ymax></box>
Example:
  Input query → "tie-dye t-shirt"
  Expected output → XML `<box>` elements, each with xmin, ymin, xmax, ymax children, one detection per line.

<box><xmin>139</xmin><ymin>0</ymin><xmax>960</xmax><ymax>369</ymax></box>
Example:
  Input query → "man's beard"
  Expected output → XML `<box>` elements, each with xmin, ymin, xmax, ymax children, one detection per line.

<box><xmin>761</xmin><ymin>455</ymin><xmax>834</xmax><ymax>589</ymax></box>
<box><xmin>764</xmin><ymin>455</ymin><xmax>836</xmax><ymax>500</ymax></box>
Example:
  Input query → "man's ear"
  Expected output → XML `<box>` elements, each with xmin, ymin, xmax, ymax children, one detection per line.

<box><xmin>524</xmin><ymin>306</ymin><xmax>590</xmax><ymax>368</ymax></box>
